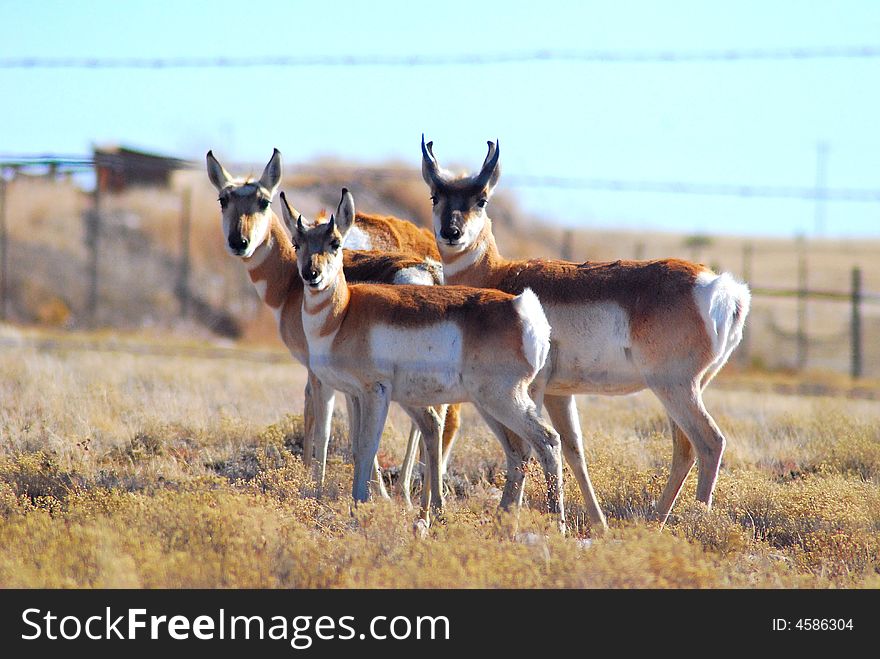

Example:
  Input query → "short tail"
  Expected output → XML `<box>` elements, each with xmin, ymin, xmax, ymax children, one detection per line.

<box><xmin>513</xmin><ymin>287</ymin><xmax>552</xmax><ymax>373</ymax></box>
<box><xmin>694</xmin><ymin>271</ymin><xmax>751</xmax><ymax>380</ymax></box>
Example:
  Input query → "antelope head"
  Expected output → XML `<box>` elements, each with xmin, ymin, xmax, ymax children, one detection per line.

<box><xmin>280</xmin><ymin>188</ymin><xmax>355</xmax><ymax>291</ymax></box>
<box><xmin>206</xmin><ymin>148</ymin><xmax>282</xmax><ymax>258</ymax></box>
<box><xmin>420</xmin><ymin>135</ymin><xmax>500</xmax><ymax>253</ymax></box>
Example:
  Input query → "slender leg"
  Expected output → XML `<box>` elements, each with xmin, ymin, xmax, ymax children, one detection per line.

<box><xmin>475</xmin><ymin>408</ymin><xmax>530</xmax><ymax>510</ymax></box>
<box><xmin>543</xmin><ymin>394</ymin><xmax>607</xmax><ymax>531</ymax></box>
<box><xmin>351</xmin><ymin>385</ymin><xmax>392</xmax><ymax>503</ymax></box>
<box><xmin>403</xmin><ymin>405</ymin><xmax>445</xmax><ymax>516</ymax></box>
<box><xmin>345</xmin><ymin>393</ymin><xmax>361</xmax><ymax>485</ymax></box>
<box><xmin>652</xmin><ymin>380</ymin><xmax>726</xmax><ymax>510</ymax></box>
<box><xmin>373</xmin><ymin>455</ymin><xmax>390</xmax><ymax>499</ymax></box>
<box><xmin>440</xmin><ymin>403</ymin><xmax>461</xmax><ymax>475</ymax></box>
<box><xmin>480</xmin><ymin>385</ymin><xmax>565</xmax><ymax>531</ymax></box>
<box><xmin>398</xmin><ymin>423</ymin><xmax>421</xmax><ymax>509</ymax></box>
<box><xmin>308</xmin><ymin>371</ymin><xmax>335</xmax><ymax>494</ymax></box>
<box><xmin>653</xmin><ymin>416</ymin><xmax>696</xmax><ymax>527</ymax></box>
<box><xmin>302</xmin><ymin>378</ymin><xmax>314</xmax><ymax>469</ymax></box>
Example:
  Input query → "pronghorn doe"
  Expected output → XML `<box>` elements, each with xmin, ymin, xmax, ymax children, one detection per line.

<box><xmin>282</xmin><ymin>187</ymin><xmax>566</xmax><ymax>527</ymax></box>
<box><xmin>421</xmin><ymin>137</ymin><xmax>751</xmax><ymax>529</ymax></box>
<box><xmin>206</xmin><ymin>149</ymin><xmax>459</xmax><ymax>504</ymax></box>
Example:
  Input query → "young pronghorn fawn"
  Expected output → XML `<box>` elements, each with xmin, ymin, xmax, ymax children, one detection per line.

<box><xmin>421</xmin><ymin>136</ymin><xmax>751</xmax><ymax>529</ymax></box>
<box><xmin>282</xmin><ymin>187</ymin><xmax>567</xmax><ymax>529</ymax></box>
<box><xmin>206</xmin><ymin>149</ymin><xmax>460</xmax><ymax>505</ymax></box>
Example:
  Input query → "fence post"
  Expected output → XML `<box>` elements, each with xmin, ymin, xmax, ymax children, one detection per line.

<box><xmin>86</xmin><ymin>176</ymin><xmax>103</xmax><ymax>325</ymax></box>
<box><xmin>741</xmin><ymin>242</ymin><xmax>753</xmax><ymax>282</ymax></box>
<box><xmin>851</xmin><ymin>266</ymin><xmax>862</xmax><ymax>379</ymax></box>
<box><xmin>560</xmin><ymin>228</ymin><xmax>573</xmax><ymax>261</ymax></box>
<box><xmin>0</xmin><ymin>177</ymin><xmax>7</xmax><ymax>321</ymax></box>
<box><xmin>737</xmin><ymin>242</ymin><xmax>754</xmax><ymax>365</ymax></box>
<box><xmin>795</xmin><ymin>240</ymin><xmax>808</xmax><ymax>370</ymax></box>
<box><xmin>177</xmin><ymin>187</ymin><xmax>192</xmax><ymax>318</ymax></box>
<box><xmin>634</xmin><ymin>242</ymin><xmax>645</xmax><ymax>260</ymax></box>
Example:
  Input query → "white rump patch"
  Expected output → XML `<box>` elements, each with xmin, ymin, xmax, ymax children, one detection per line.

<box><xmin>693</xmin><ymin>271</ymin><xmax>751</xmax><ymax>357</ymax></box>
<box><xmin>393</xmin><ymin>266</ymin><xmax>435</xmax><ymax>286</ymax></box>
<box><xmin>513</xmin><ymin>288</ymin><xmax>551</xmax><ymax>373</ymax></box>
<box><xmin>342</xmin><ymin>224</ymin><xmax>373</xmax><ymax>251</ymax></box>
<box><xmin>422</xmin><ymin>257</ymin><xmax>444</xmax><ymax>284</ymax></box>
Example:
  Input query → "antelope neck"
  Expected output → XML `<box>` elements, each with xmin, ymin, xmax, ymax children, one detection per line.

<box><xmin>244</xmin><ymin>215</ymin><xmax>301</xmax><ymax>310</ymax></box>
<box><xmin>302</xmin><ymin>266</ymin><xmax>350</xmax><ymax>339</ymax></box>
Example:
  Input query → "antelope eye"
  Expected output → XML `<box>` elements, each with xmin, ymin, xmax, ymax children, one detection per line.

<box><xmin>218</xmin><ymin>197</ymin><xmax>228</xmax><ymax>209</ymax></box>
<box><xmin>330</xmin><ymin>239</ymin><xmax>341</xmax><ymax>251</ymax></box>
<box><xmin>258</xmin><ymin>198</ymin><xmax>270</xmax><ymax>211</ymax></box>
<box><xmin>430</xmin><ymin>195</ymin><xmax>438</xmax><ymax>206</ymax></box>
<box><xmin>477</xmin><ymin>199</ymin><xmax>488</xmax><ymax>209</ymax></box>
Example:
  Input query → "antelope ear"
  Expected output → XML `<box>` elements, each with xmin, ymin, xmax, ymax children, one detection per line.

<box><xmin>206</xmin><ymin>150</ymin><xmax>234</xmax><ymax>191</ymax></box>
<box><xmin>258</xmin><ymin>148</ymin><xmax>282</xmax><ymax>198</ymax></box>
<box><xmin>279</xmin><ymin>191</ymin><xmax>301</xmax><ymax>237</ymax></box>
<box><xmin>334</xmin><ymin>188</ymin><xmax>355</xmax><ymax>237</ymax></box>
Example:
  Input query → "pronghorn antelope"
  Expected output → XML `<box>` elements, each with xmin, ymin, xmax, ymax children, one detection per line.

<box><xmin>206</xmin><ymin>149</ymin><xmax>460</xmax><ymax>504</ymax></box>
<box><xmin>282</xmin><ymin>187</ymin><xmax>566</xmax><ymax>527</ymax></box>
<box><xmin>421</xmin><ymin>136</ymin><xmax>751</xmax><ymax>529</ymax></box>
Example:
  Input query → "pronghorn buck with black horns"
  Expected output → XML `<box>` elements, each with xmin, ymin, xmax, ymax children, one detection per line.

<box><xmin>282</xmin><ymin>187</ymin><xmax>567</xmax><ymax>527</ymax></box>
<box><xmin>421</xmin><ymin>136</ymin><xmax>751</xmax><ymax>529</ymax></box>
<box><xmin>206</xmin><ymin>148</ymin><xmax>460</xmax><ymax>505</ymax></box>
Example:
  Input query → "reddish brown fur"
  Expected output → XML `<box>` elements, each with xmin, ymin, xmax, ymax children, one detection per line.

<box><xmin>450</xmin><ymin>221</ymin><xmax>715</xmax><ymax>367</ymax></box>
<box><xmin>441</xmin><ymin>402</ymin><xmax>460</xmax><ymax>455</ymax></box>
<box><xmin>344</xmin><ymin>283</ymin><xmax>520</xmax><ymax>327</ymax></box>
<box><xmin>344</xmin><ymin>251</ymin><xmax>439</xmax><ymax>284</ymax></box>
<box><xmin>499</xmin><ymin>257</ymin><xmax>711</xmax><ymax>365</ymax></box>
<box><xmin>355</xmin><ymin>212</ymin><xmax>439</xmax><ymax>260</ymax></box>
<box><xmin>331</xmin><ymin>284</ymin><xmax>533</xmax><ymax>370</ymax></box>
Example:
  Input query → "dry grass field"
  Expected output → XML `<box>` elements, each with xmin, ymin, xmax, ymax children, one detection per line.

<box><xmin>1</xmin><ymin>327</ymin><xmax>878</xmax><ymax>588</ymax></box>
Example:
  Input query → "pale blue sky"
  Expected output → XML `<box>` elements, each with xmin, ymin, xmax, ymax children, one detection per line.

<box><xmin>1</xmin><ymin>1</ymin><xmax>879</xmax><ymax>236</ymax></box>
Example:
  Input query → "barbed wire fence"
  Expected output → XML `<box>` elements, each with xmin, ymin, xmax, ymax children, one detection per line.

<box><xmin>3</xmin><ymin>45</ymin><xmax>880</xmax><ymax>69</ymax></box>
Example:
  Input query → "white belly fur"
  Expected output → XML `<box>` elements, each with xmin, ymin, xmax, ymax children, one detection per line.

<box><xmin>544</xmin><ymin>301</ymin><xmax>645</xmax><ymax>394</ymax></box>
<box><xmin>367</xmin><ymin>322</ymin><xmax>467</xmax><ymax>405</ymax></box>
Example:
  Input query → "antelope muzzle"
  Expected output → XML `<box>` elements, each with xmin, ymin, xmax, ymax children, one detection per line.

<box><xmin>228</xmin><ymin>231</ymin><xmax>249</xmax><ymax>256</ymax></box>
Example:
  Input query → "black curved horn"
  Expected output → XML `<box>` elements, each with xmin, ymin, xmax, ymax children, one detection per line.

<box><xmin>421</xmin><ymin>133</ymin><xmax>443</xmax><ymax>187</ymax></box>
<box><xmin>475</xmin><ymin>139</ymin><xmax>500</xmax><ymax>188</ymax></box>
